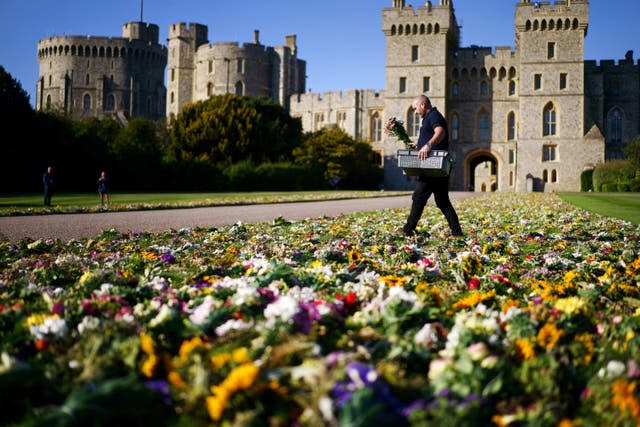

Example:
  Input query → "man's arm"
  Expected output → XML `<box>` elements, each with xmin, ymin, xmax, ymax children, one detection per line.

<box><xmin>418</xmin><ymin>125</ymin><xmax>446</xmax><ymax>159</ymax></box>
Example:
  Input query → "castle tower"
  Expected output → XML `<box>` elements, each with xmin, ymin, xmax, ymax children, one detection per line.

<box><xmin>380</xmin><ymin>0</ymin><xmax>460</xmax><ymax>188</ymax></box>
<box><xmin>514</xmin><ymin>0</ymin><xmax>601</xmax><ymax>191</ymax></box>
<box><xmin>166</xmin><ymin>23</ymin><xmax>208</xmax><ymax>121</ymax></box>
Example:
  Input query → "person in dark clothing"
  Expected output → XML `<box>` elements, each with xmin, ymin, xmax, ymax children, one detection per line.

<box><xmin>97</xmin><ymin>171</ymin><xmax>109</xmax><ymax>207</ymax></box>
<box><xmin>43</xmin><ymin>166</ymin><xmax>54</xmax><ymax>207</ymax></box>
<box><xmin>402</xmin><ymin>95</ymin><xmax>463</xmax><ymax>237</ymax></box>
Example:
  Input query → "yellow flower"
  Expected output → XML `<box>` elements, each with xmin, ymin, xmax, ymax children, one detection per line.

<box><xmin>168</xmin><ymin>371</ymin><xmax>187</xmax><ymax>389</ymax></box>
<box><xmin>452</xmin><ymin>290</ymin><xmax>496</xmax><ymax>310</ymax></box>
<box><xmin>211</xmin><ymin>353</ymin><xmax>231</xmax><ymax>370</ymax></box>
<box><xmin>554</xmin><ymin>296</ymin><xmax>586</xmax><ymax>316</ymax></box>
<box><xmin>24</xmin><ymin>313</ymin><xmax>51</xmax><ymax>328</ymax></box>
<box><xmin>231</xmin><ymin>347</ymin><xmax>250</xmax><ymax>364</ymax></box>
<box><xmin>574</xmin><ymin>333</ymin><xmax>594</xmax><ymax>365</ymax></box>
<box><xmin>141</xmin><ymin>251</ymin><xmax>158</xmax><ymax>260</ymax></box>
<box><xmin>206</xmin><ymin>390</ymin><xmax>229</xmax><ymax>421</ymax></box>
<box><xmin>178</xmin><ymin>336</ymin><xmax>207</xmax><ymax>363</ymax></box>
<box><xmin>222</xmin><ymin>362</ymin><xmax>260</xmax><ymax>391</ymax></box>
<box><xmin>563</xmin><ymin>270</ymin><xmax>580</xmax><ymax>285</ymax></box>
<box><xmin>557</xmin><ymin>418</ymin><xmax>582</xmax><ymax>427</ymax></box>
<box><xmin>141</xmin><ymin>354</ymin><xmax>158</xmax><ymax>378</ymax></box>
<box><xmin>537</xmin><ymin>322</ymin><xmax>563</xmax><ymax>351</ymax></box>
<box><xmin>515</xmin><ymin>339</ymin><xmax>535</xmax><ymax>361</ymax></box>
<box><xmin>139</xmin><ymin>332</ymin><xmax>155</xmax><ymax>355</ymax></box>
<box><xmin>348</xmin><ymin>249</ymin><xmax>363</xmax><ymax>264</ymax></box>
<box><xmin>379</xmin><ymin>275</ymin><xmax>407</xmax><ymax>287</ymax></box>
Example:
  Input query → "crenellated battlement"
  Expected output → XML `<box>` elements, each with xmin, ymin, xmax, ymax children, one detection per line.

<box><xmin>584</xmin><ymin>51</ymin><xmax>640</xmax><ymax>71</ymax></box>
<box><xmin>168</xmin><ymin>22</ymin><xmax>208</xmax><ymax>46</ymax></box>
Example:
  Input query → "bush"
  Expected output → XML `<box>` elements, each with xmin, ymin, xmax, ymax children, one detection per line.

<box><xmin>630</xmin><ymin>178</ymin><xmax>640</xmax><ymax>192</ymax></box>
<box><xmin>616</xmin><ymin>182</ymin><xmax>630</xmax><ymax>192</ymax></box>
<box><xmin>223</xmin><ymin>161</ymin><xmax>324</xmax><ymax>191</ymax></box>
<box><xmin>592</xmin><ymin>160</ymin><xmax>635</xmax><ymax>192</ymax></box>
<box><xmin>580</xmin><ymin>169</ymin><xmax>594</xmax><ymax>192</ymax></box>
<box><xmin>601</xmin><ymin>183</ymin><xmax>613</xmax><ymax>192</ymax></box>
<box><xmin>162</xmin><ymin>158</ymin><xmax>226</xmax><ymax>191</ymax></box>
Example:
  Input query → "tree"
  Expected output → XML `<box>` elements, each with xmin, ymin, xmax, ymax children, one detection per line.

<box><xmin>168</xmin><ymin>94</ymin><xmax>301</xmax><ymax>165</ymax></box>
<box><xmin>293</xmin><ymin>127</ymin><xmax>383</xmax><ymax>189</ymax></box>
<box><xmin>625</xmin><ymin>135</ymin><xmax>640</xmax><ymax>172</ymax></box>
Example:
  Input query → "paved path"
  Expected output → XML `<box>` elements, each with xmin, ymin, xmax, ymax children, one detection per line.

<box><xmin>0</xmin><ymin>192</ymin><xmax>478</xmax><ymax>243</ymax></box>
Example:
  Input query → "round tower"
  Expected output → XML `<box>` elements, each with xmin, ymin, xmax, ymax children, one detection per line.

<box><xmin>36</xmin><ymin>22</ymin><xmax>167</xmax><ymax>121</ymax></box>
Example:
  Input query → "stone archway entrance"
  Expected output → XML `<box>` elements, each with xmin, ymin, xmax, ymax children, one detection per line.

<box><xmin>468</xmin><ymin>153</ymin><xmax>498</xmax><ymax>192</ymax></box>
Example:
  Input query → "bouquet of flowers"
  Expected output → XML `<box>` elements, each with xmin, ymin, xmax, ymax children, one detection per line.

<box><xmin>385</xmin><ymin>117</ymin><xmax>412</xmax><ymax>149</ymax></box>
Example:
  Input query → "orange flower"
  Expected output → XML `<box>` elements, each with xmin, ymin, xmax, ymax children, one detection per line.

<box><xmin>611</xmin><ymin>379</ymin><xmax>640</xmax><ymax>422</ymax></box>
<box><xmin>515</xmin><ymin>339</ymin><xmax>535</xmax><ymax>361</ymax></box>
<box><xmin>379</xmin><ymin>275</ymin><xmax>407</xmax><ymax>287</ymax></box>
<box><xmin>537</xmin><ymin>322</ymin><xmax>563</xmax><ymax>351</ymax></box>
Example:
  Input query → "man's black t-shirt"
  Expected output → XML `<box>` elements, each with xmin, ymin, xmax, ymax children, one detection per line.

<box><xmin>417</xmin><ymin>107</ymin><xmax>449</xmax><ymax>151</ymax></box>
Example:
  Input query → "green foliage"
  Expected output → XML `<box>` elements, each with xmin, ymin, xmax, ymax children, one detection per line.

<box><xmin>592</xmin><ymin>159</ymin><xmax>636</xmax><ymax>192</ymax></box>
<box><xmin>168</xmin><ymin>94</ymin><xmax>301</xmax><ymax>165</ymax></box>
<box><xmin>222</xmin><ymin>161</ymin><xmax>322</xmax><ymax>191</ymax></box>
<box><xmin>580</xmin><ymin>168</ymin><xmax>593</xmax><ymax>192</ymax></box>
<box><xmin>0</xmin><ymin>65</ymin><xmax>32</xmax><ymax>117</ymax></box>
<box><xmin>625</xmin><ymin>135</ymin><xmax>640</xmax><ymax>171</ymax></box>
<box><xmin>293</xmin><ymin>128</ymin><xmax>383</xmax><ymax>189</ymax></box>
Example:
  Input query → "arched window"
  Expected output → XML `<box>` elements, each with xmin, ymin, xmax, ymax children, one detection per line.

<box><xmin>507</xmin><ymin>112</ymin><xmax>516</xmax><ymax>140</ymax></box>
<box><xmin>543</xmin><ymin>169</ymin><xmax>548</xmax><ymax>182</ymax></box>
<box><xmin>451</xmin><ymin>113</ymin><xmax>459</xmax><ymax>141</ymax></box>
<box><xmin>407</xmin><ymin>108</ymin><xmax>421</xmax><ymax>138</ymax></box>
<box><xmin>452</xmin><ymin>82</ymin><xmax>459</xmax><ymax>97</ymax></box>
<box><xmin>509</xmin><ymin>171</ymin><xmax>514</xmax><ymax>186</ymax></box>
<box><xmin>105</xmin><ymin>94</ymin><xmax>115</xmax><ymax>111</ymax></box>
<box><xmin>370</xmin><ymin>111</ymin><xmax>382</xmax><ymax>142</ymax></box>
<box><xmin>391</xmin><ymin>25</ymin><xmax>396</xmax><ymax>36</ymax></box>
<box><xmin>207</xmin><ymin>82</ymin><xmax>213</xmax><ymax>97</ymax></box>
<box><xmin>235</xmin><ymin>81</ymin><xmax>243</xmax><ymax>96</ymax></box>
<box><xmin>543</xmin><ymin>102</ymin><xmax>557</xmax><ymax>136</ymax></box>
<box><xmin>83</xmin><ymin>94</ymin><xmax>91</xmax><ymax>111</ymax></box>
<box><xmin>46</xmin><ymin>95</ymin><xmax>51</xmax><ymax>110</ymax></box>
<box><xmin>551</xmin><ymin>169</ymin><xmax>557</xmax><ymax>183</ymax></box>
<box><xmin>509</xmin><ymin>80</ymin><xmax>516</xmax><ymax>96</ymax></box>
<box><xmin>607</xmin><ymin>108</ymin><xmax>624</xmax><ymax>143</ymax></box>
<box><xmin>477</xmin><ymin>110</ymin><xmax>490</xmax><ymax>141</ymax></box>
<box><xmin>480</xmin><ymin>81</ymin><xmax>488</xmax><ymax>96</ymax></box>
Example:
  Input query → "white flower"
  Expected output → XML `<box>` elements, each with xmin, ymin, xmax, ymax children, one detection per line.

<box><xmin>415</xmin><ymin>323</ymin><xmax>439</xmax><ymax>347</ymax></box>
<box><xmin>428</xmin><ymin>358</ymin><xmax>450</xmax><ymax>380</ymax></box>
<box><xmin>77</xmin><ymin>316</ymin><xmax>100</xmax><ymax>334</ymax></box>
<box><xmin>598</xmin><ymin>360</ymin><xmax>626</xmax><ymax>379</ymax></box>
<box><xmin>149</xmin><ymin>304</ymin><xmax>174</xmax><ymax>328</ymax></box>
<box><xmin>466</xmin><ymin>342</ymin><xmax>489</xmax><ymax>361</ymax></box>
<box><xmin>189</xmin><ymin>296</ymin><xmax>216</xmax><ymax>326</ymax></box>
<box><xmin>29</xmin><ymin>316</ymin><xmax>68</xmax><ymax>340</ymax></box>
<box><xmin>215</xmin><ymin>319</ymin><xmax>254</xmax><ymax>337</ymax></box>
<box><xmin>231</xmin><ymin>286</ymin><xmax>260</xmax><ymax>306</ymax></box>
<box><xmin>264</xmin><ymin>296</ymin><xmax>300</xmax><ymax>326</ymax></box>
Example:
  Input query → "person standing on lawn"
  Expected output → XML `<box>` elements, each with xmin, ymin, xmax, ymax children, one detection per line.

<box><xmin>43</xmin><ymin>166</ymin><xmax>54</xmax><ymax>207</ymax></box>
<box><xmin>401</xmin><ymin>95</ymin><xmax>463</xmax><ymax>237</ymax></box>
<box><xmin>97</xmin><ymin>171</ymin><xmax>109</xmax><ymax>207</ymax></box>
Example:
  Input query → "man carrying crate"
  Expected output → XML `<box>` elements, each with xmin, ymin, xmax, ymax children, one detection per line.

<box><xmin>401</xmin><ymin>95</ymin><xmax>463</xmax><ymax>237</ymax></box>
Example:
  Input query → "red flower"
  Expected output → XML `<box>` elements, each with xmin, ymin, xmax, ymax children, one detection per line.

<box><xmin>467</xmin><ymin>277</ymin><xmax>481</xmax><ymax>290</ymax></box>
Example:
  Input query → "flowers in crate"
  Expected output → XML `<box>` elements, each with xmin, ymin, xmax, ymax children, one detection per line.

<box><xmin>384</xmin><ymin>117</ymin><xmax>412</xmax><ymax>149</ymax></box>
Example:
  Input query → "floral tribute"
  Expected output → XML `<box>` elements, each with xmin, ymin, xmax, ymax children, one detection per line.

<box><xmin>1</xmin><ymin>193</ymin><xmax>639</xmax><ymax>426</ymax></box>
<box><xmin>385</xmin><ymin>117</ymin><xmax>413</xmax><ymax>149</ymax></box>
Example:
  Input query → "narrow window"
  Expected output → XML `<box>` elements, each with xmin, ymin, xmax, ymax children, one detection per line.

<box><xmin>534</xmin><ymin>74</ymin><xmax>542</xmax><ymax>90</ymax></box>
<box><xmin>207</xmin><ymin>82</ymin><xmax>213</xmax><ymax>97</ymax></box>
<box><xmin>507</xmin><ymin>112</ymin><xmax>516</xmax><ymax>140</ymax></box>
<box><xmin>608</xmin><ymin>108</ymin><xmax>623</xmax><ymax>143</ymax></box>
<box><xmin>451</xmin><ymin>114</ymin><xmax>459</xmax><ymax>141</ymax></box>
<box><xmin>85</xmin><ymin>74</ymin><xmax>90</xmax><ymax>85</ymax></box>
<box><xmin>423</xmin><ymin>76</ymin><xmax>430</xmax><ymax>92</ymax></box>
<box><xmin>237</xmin><ymin>59</ymin><xmax>244</xmax><ymax>73</ymax></box>
<box><xmin>547</xmin><ymin>42</ymin><xmax>555</xmax><ymax>59</ymax></box>
<box><xmin>171</xmin><ymin>69</ymin><xmax>175</xmax><ymax>82</ymax></box>
<box><xmin>543</xmin><ymin>103</ymin><xmax>557</xmax><ymax>136</ymax></box>
<box><xmin>508</xmin><ymin>149</ymin><xmax>515</xmax><ymax>164</ymax></box>
<box><xmin>399</xmin><ymin>77</ymin><xmax>406</xmax><ymax>93</ymax></box>
<box><xmin>407</xmin><ymin>109</ymin><xmax>421</xmax><ymax>137</ymax></box>
<box><xmin>235</xmin><ymin>81</ymin><xmax>243</xmax><ymax>95</ymax></box>
<box><xmin>371</xmin><ymin>111</ymin><xmax>382</xmax><ymax>142</ymax></box>
<box><xmin>559</xmin><ymin>73</ymin><xmax>567</xmax><ymax>90</ymax></box>
<box><xmin>411</xmin><ymin>45</ymin><xmax>419</xmax><ymax>62</ymax></box>
<box><xmin>83</xmin><ymin>94</ymin><xmax>91</xmax><ymax>110</ymax></box>
<box><xmin>480</xmin><ymin>81</ymin><xmax>488</xmax><ymax>96</ymax></box>
<box><xmin>452</xmin><ymin>82</ymin><xmax>459</xmax><ymax>97</ymax></box>
<box><xmin>337</xmin><ymin>110</ymin><xmax>347</xmax><ymax>130</ymax></box>
<box><xmin>543</xmin><ymin>169</ymin><xmax>549</xmax><ymax>182</ymax></box>
<box><xmin>208</xmin><ymin>60</ymin><xmax>213</xmax><ymax>73</ymax></box>
<box><xmin>551</xmin><ymin>169</ymin><xmax>557</xmax><ymax>182</ymax></box>
<box><xmin>478</xmin><ymin>111</ymin><xmax>490</xmax><ymax>142</ymax></box>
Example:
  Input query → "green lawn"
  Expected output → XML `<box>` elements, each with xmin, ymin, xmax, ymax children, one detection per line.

<box><xmin>0</xmin><ymin>190</ymin><xmax>410</xmax><ymax>216</ymax></box>
<box><xmin>558</xmin><ymin>192</ymin><xmax>640</xmax><ymax>224</ymax></box>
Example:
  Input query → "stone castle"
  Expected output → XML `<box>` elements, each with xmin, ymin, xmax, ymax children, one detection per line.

<box><xmin>36</xmin><ymin>0</ymin><xmax>639</xmax><ymax>192</ymax></box>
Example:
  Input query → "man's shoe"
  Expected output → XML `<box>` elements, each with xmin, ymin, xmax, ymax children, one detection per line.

<box><xmin>397</xmin><ymin>227</ymin><xmax>414</xmax><ymax>237</ymax></box>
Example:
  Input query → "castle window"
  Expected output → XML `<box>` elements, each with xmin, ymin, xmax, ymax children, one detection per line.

<box><xmin>547</xmin><ymin>42</ymin><xmax>555</xmax><ymax>59</ymax></box>
<box><xmin>170</xmin><ymin>92</ymin><xmax>174</xmax><ymax>104</ymax></box>
<box><xmin>420</xmin><ymin>24</ymin><xmax>425</xmax><ymax>34</ymax></box>
<box><xmin>423</xmin><ymin>76</ymin><xmax>430</xmax><ymax>92</ymax></box>
<box><xmin>452</xmin><ymin>82</ymin><xmax>459</xmax><ymax>97</ymax></box>
<box><xmin>399</xmin><ymin>77</ymin><xmax>407</xmax><ymax>94</ymax></box>
<box><xmin>398</xmin><ymin>25</ymin><xmax>403</xmax><ymax>35</ymax></box>
<box><xmin>111</xmin><ymin>61</ymin><xmax>114</xmax><ymax>69</ymax></box>
<box><xmin>509</xmin><ymin>80</ymin><xmax>516</xmax><ymax>96</ymax></box>
<box><xmin>477</xmin><ymin>111</ymin><xmax>490</xmax><ymax>142</ymax></box>
<box><xmin>572</xmin><ymin>18</ymin><xmax>579</xmax><ymax>30</ymax></box>
<box><xmin>407</xmin><ymin>108</ymin><xmax>421</xmax><ymax>138</ymax></box>
<box><xmin>337</xmin><ymin>110</ymin><xmax>347</xmax><ymax>130</ymax></box>
<box><xmin>480</xmin><ymin>81</ymin><xmax>488</xmax><ymax>96</ymax></box>
<box><xmin>235</xmin><ymin>81</ymin><xmax>244</xmax><ymax>96</ymax></box>
<box><xmin>551</xmin><ymin>169</ymin><xmax>557</xmax><ymax>182</ymax></box>
<box><xmin>559</xmin><ymin>73</ymin><xmax>567</xmax><ymax>90</ymax></box>
<box><xmin>543</xmin><ymin>103</ymin><xmax>557</xmax><ymax>136</ymax></box>
<box><xmin>46</xmin><ymin>95</ymin><xmax>51</xmax><ymax>110</ymax></box>
<box><xmin>207</xmin><ymin>82</ymin><xmax>213</xmax><ymax>97</ymax></box>
<box><xmin>391</xmin><ymin>25</ymin><xmax>396</xmax><ymax>36</ymax></box>
<box><xmin>542</xmin><ymin>145</ymin><xmax>557</xmax><ymax>161</ymax></box>
<box><xmin>509</xmin><ymin>149</ymin><xmax>515</xmax><ymax>164</ymax></box>
<box><xmin>104</xmin><ymin>94</ymin><xmax>116</xmax><ymax>111</ymax></box>
<box><xmin>607</xmin><ymin>108</ymin><xmax>624</xmax><ymax>143</ymax></box>
<box><xmin>451</xmin><ymin>113</ymin><xmax>459</xmax><ymax>141</ymax></box>
<box><xmin>147</xmin><ymin>97</ymin><xmax>152</xmax><ymax>113</ymax></box>
<box><xmin>208</xmin><ymin>60</ymin><xmax>213</xmax><ymax>73</ymax></box>
<box><xmin>543</xmin><ymin>169</ymin><xmax>548</xmax><ymax>182</ymax></box>
<box><xmin>48</xmin><ymin>75</ymin><xmax>52</xmax><ymax>87</ymax></box>
<box><xmin>171</xmin><ymin>69</ymin><xmax>175</xmax><ymax>82</ymax></box>
<box><xmin>534</xmin><ymin>74</ymin><xmax>542</xmax><ymax>90</ymax></box>
<box><xmin>370</xmin><ymin>111</ymin><xmax>382</xmax><ymax>142</ymax></box>
<box><xmin>509</xmin><ymin>171</ymin><xmax>514</xmax><ymax>186</ymax></box>
<box><xmin>434</xmin><ymin>23</ymin><xmax>440</xmax><ymax>34</ymax></box>
<box><xmin>83</xmin><ymin>94</ymin><xmax>91</xmax><ymax>111</ymax></box>
<box><xmin>85</xmin><ymin>74</ymin><xmax>90</xmax><ymax>85</ymax></box>
<box><xmin>507</xmin><ymin>112</ymin><xmax>516</xmax><ymax>140</ymax></box>
<box><xmin>314</xmin><ymin>113</ymin><xmax>325</xmax><ymax>131</ymax></box>
<box><xmin>237</xmin><ymin>59</ymin><xmax>244</xmax><ymax>74</ymax></box>
<box><xmin>411</xmin><ymin>45</ymin><xmax>419</xmax><ymax>62</ymax></box>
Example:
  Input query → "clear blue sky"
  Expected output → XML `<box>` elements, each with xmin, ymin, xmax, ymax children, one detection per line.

<box><xmin>2</xmin><ymin>0</ymin><xmax>639</xmax><ymax>107</ymax></box>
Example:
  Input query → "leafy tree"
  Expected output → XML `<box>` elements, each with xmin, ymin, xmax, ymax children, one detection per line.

<box><xmin>168</xmin><ymin>94</ymin><xmax>301</xmax><ymax>165</ymax></box>
<box><xmin>293</xmin><ymin>127</ymin><xmax>383</xmax><ymax>189</ymax></box>
<box><xmin>0</xmin><ymin>65</ymin><xmax>32</xmax><ymax>118</ymax></box>
<box><xmin>625</xmin><ymin>135</ymin><xmax>640</xmax><ymax>172</ymax></box>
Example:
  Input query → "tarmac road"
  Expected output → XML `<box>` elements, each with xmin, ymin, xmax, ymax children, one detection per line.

<box><xmin>0</xmin><ymin>192</ymin><xmax>478</xmax><ymax>243</ymax></box>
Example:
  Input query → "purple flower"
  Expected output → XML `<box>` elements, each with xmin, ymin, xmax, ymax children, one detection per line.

<box><xmin>52</xmin><ymin>301</ymin><xmax>65</xmax><ymax>316</ymax></box>
<box><xmin>161</xmin><ymin>253</ymin><xmax>176</xmax><ymax>264</ymax></box>
<box><xmin>145</xmin><ymin>380</ymin><xmax>173</xmax><ymax>405</ymax></box>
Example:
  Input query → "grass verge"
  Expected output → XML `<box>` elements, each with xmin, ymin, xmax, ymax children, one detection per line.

<box><xmin>557</xmin><ymin>192</ymin><xmax>640</xmax><ymax>224</ymax></box>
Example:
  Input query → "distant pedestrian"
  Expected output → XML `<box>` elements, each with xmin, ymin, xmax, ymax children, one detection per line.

<box><xmin>97</xmin><ymin>171</ymin><xmax>109</xmax><ymax>207</ymax></box>
<box><xmin>43</xmin><ymin>166</ymin><xmax>54</xmax><ymax>207</ymax></box>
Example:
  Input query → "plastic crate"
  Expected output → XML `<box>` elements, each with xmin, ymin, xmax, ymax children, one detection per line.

<box><xmin>397</xmin><ymin>149</ymin><xmax>453</xmax><ymax>177</ymax></box>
